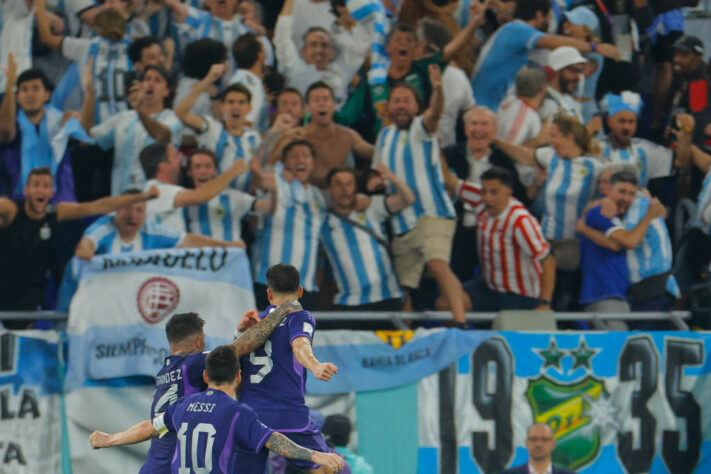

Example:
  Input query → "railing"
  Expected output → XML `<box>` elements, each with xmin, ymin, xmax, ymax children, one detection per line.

<box><xmin>0</xmin><ymin>310</ymin><xmax>692</xmax><ymax>330</ymax></box>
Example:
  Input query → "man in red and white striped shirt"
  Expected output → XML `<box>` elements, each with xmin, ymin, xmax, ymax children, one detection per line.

<box><xmin>442</xmin><ymin>166</ymin><xmax>556</xmax><ymax>311</ymax></box>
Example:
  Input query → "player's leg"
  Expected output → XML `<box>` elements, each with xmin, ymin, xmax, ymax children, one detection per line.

<box><xmin>281</xmin><ymin>423</ymin><xmax>336</xmax><ymax>473</ymax></box>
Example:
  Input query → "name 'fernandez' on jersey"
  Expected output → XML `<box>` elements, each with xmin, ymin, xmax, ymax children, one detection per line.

<box><xmin>239</xmin><ymin>306</ymin><xmax>316</xmax><ymax>430</ymax></box>
<box><xmin>143</xmin><ymin>351</ymin><xmax>208</xmax><ymax>473</ymax></box>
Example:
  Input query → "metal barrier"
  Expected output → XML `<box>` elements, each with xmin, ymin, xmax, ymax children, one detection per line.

<box><xmin>0</xmin><ymin>310</ymin><xmax>692</xmax><ymax>330</ymax></box>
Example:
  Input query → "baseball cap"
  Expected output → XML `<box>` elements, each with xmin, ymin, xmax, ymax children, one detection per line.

<box><xmin>563</xmin><ymin>7</ymin><xmax>599</xmax><ymax>33</ymax></box>
<box><xmin>548</xmin><ymin>46</ymin><xmax>588</xmax><ymax>72</ymax></box>
<box><xmin>674</xmin><ymin>35</ymin><xmax>704</xmax><ymax>56</ymax></box>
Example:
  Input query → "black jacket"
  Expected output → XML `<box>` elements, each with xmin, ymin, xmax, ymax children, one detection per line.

<box><xmin>442</xmin><ymin>142</ymin><xmax>529</xmax><ymax>207</ymax></box>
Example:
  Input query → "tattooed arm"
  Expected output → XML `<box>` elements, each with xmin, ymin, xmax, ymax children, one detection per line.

<box><xmin>265</xmin><ymin>432</ymin><xmax>344</xmax><ymax>472</ymax></box>
<box><xmin>230</xmin><ymin>300</ymin><xmax>302</xmax><ymax>356</ymax></box>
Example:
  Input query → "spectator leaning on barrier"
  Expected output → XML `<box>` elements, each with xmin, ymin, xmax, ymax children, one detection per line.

<box><xmin>321</xmin><ymin>165</ymin><xmax>413</xmax><ymax>311</ymax></box>
<box><xmin>0</xmin><ymin>167</ymin><xmax>158</xmax><ymax>325</ymax></box>
<box><xmin>441</xmin><ymin>166</ymin><xmax>555</xmax><ymax>313</ymax></box>
<box><xmin>138</xmin><ymin>142</ymin><xmax>249</xmax><ymax>236</ymax></box>
<box><xmin>501</xmin><ymin>423</ymin><xmax>575</xmax><ymax>474</ymax></box>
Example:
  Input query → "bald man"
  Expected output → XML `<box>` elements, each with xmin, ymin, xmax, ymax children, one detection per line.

<box><xmin>501</xmin><ymin>423</ymin><xmax>576</xmax><ymax>474</ymax></box>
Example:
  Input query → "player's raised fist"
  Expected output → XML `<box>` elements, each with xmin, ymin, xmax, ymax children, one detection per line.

<box><xmin>236</xmin><ymin>309</ymin><xmax>260</xmax><ymax>332</ymax></box>
<box><xmin>313</xmin><ymin>362</ymin><xmax>338</xmax><ymax>381</ymax></box>
<box><xmin>89</xmin><ymin>430</ymin><xmax>112</xmax><ymax>449</ymax></box>
<box><xmin>311</xmin><ymin>451</ymin><xmax>345</xmax><ymax>472</ymax></box>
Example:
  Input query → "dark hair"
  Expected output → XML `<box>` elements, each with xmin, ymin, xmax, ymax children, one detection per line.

<box><xmin>322</xmin><ymin>414</ymin><xmax>351</xmax><ymax>447</ymax></box>
<box><xmin>205</xmin><ymin>345</ymin><xmax>240</xmax><ymax>385</ymax></box>
<box><xmin>143</xmin><ymin>65</ymin><xmax>175</xmax><ymax>108</ymax></box>
<box><xmin>481</xmin><ymin>166</ymin><xmax>514</xmax><ymax>188</ymax></box>
<box><xmin>388</xmin><ymin>82</ymin><xmax>423</xmax><ymax>109</ymax></box>
<box><xmin>28</xmin><ymin>167</ymin><xmax>53</xmax><ymax>179</ymax></box>
<box><xmin>266</xmin><ymin>264</ymin><xmax>301</xmax><ymax>294</ymax></box>
<box><xmin>121</xmin><ymin>188</ymin><xmax>143</xmax><ymax>195</ymax></box>
<box><xmin>515</xmin><ymin>0</ymin><xmax>551</xmax><ymax>21</ymax></box>
<box><xmin>187</xmin><ymin>148</ymin><xmax>219</xmax><ymax>169</ymax></box>
<box><xmin>416</xmin><ymin>18</ymin><xmax>452</xmax><ymax>52</ymax></box>
<box><xmin>326</xmin><ymin>166</ymin><xmax>356</xmax><ymax>187</ymax></box>
<box><xmin>609</xmin><ymin>170</ymin><xmax>638</xmax><ymax>187</ymax></box>
<box><xmin>128</xmin><ymin>36</ymin><xmax>161</xmax><ymax>64</ymax></box>
<box><xmin>305</xmin><ymin>81</ymin><xmax>334</xmax><ymax>102</ymax></box>
<box><xmin>221</xmin><ymin>83</ymin><xmax>252</xmax><ymax>103</ymax></box>
<box><xmin>277</xmin><ymin>87</ymin><xmax>304</xmax><ymax>103</ymax></box>
<box><xmin>281</xmin><ymin>139</ymin><xmax>314</xmax><ymax>162</ymax></box>
<box><xmin>165</xmin><ymin>312</ymin><xmax>205</xmax><ymax>345</ymax></box>
<box><xmin>16</xmin><ymin>68</ymin><xmax>53</xmax><ymax>91</ymax></box>
<box><xmin>302</xmin><ymin>26</ymin><xmax>332</xmax><ymax>43</ymax></box>
<box><xmin>139</xmin><ymin>142</ymin><xmax>169</xmax><ymax>179</ymax></box>
<box><xmin>233</xmin><ymin>32</ymin><xmax>262</xmax><ymax>69</ymax></box>
<box><xmin>385</xmin><ymin>21</ymin><xmax>416</xmax><ymax>47</ymax></box>
<box><xmin>181</xmin><ymin>38</ymin><xmax>228</xmax><ymax>79</ymax></box>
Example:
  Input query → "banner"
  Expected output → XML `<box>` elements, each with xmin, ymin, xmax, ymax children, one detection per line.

<box><xmin>64</xmin><ymin>247</ymin><xmax>255</xmax><ymax>473</ymax></box>
<box><xmin>0</xmin><ymin>330</ymin><xmax>63</xmax><ymax>473</ymax></box>
<box><xmin>416</xmin><ymin>332</ymin><xmax>711</xmax><ymax>474</ymax></box>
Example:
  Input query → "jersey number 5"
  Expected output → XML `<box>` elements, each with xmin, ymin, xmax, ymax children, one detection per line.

<box><xmin>249</xmin><ymin>340</ymin><xmax>273</xmax><ymax>384</ymax></box>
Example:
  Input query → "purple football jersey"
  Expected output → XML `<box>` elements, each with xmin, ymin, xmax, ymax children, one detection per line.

<box><xmin>142</xmin><ymin>352</ymin><xmax>208</xmax><ymax>473</ymax></box>
<box><xmin>159</xmin><ymin>389</ymin><xmax>274</xmax><ymax>473</ymax></box>
<box><xmin>239</xmin><ymin>306</ymin><xmax>316</xmax><ymax>430</ymax></box>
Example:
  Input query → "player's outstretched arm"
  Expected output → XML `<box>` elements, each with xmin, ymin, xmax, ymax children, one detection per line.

<box><xmin>292</xmin><ymin>337</ymin><xmax>338</xmax><ymax>382</ymax></box>
<box><xmin>231</xmin><ymin>300</ymin><xmax>303</xmax><ymax>356</ymax></box>
<box><xmin>265</xmin><ymin>432</ymin><xmax>344</xmax><ymax>472</ymax></box>
<box><xmin>89</xmin><ymin>420</ymin><xmax>157</xmax><ymax>449</ymax></box>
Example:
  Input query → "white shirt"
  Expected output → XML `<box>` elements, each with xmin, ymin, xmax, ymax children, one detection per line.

<box><xmin>91</xmin><ymin>109</ymin><xmax>183</xmax><ymax>195</ymax></box>
<box><xmin>439</xmin><ymin>65</ymin><xmax>475</xmax><ymax>148</ymax></box>
<box><xmin>528</xmin><ymin>462</ymin><xmax>553</xmax><ymax>474</ymax></box>
<box><xmin>144</xmin><ymin>179</ymin><xmax>188</xmax><ymax>233</ymax></box>
<box><xmin>0</xmin><ymin>0</ymin><xmax>33</xmax><ymax>91</ymax></box>
<box><xmin>496</xmin><ymin>95</ymin><xmax>542</xmax><ymax>186</ymax></box>
<box><xmin>274</xmin><ymin>15</ymin><xmax>360</xmax><ymax>107</ymax></box>
<box><xmin>290</xmin><ymin>0</ymin><xmax>336</xmax><ymax>48</ymax></box>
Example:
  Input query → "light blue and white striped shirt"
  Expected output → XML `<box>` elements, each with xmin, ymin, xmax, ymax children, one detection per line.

<box><xmin>321</xmin><ymin>196</ymin><xmax>403</xmax><ymax>306</ymax></box>
<box><xmin>373</xmin><ymin>116</ymin><xmax>455</xmax><ymax>235</ymax></box>
<box><xmin>601</xmin><ymin>137</ymin><xmax>673</xmax><ymax>187</ymax></box>
<box><xmin>92</xmin><ymin>109</ymin><xmax>183</xmax><ymax>195</ymax></box>
<box><xmin>619</xmin><ymin>194</ymin><xmax>679</xmax><ymax>296</ymax></box>
<box><xmin>183</xmin><ymin>189</ymin><xmax>255</xmax><ymax>242</ymax></box>
<box><xmin>252</xmin><ymin>170</ymin><xmax>326</xmax><ymax>292</ymax></box>
<box><xmin>61</xmin><ymin>36</ymin><xmax>133</xmax><ymax>124</ymax></box>
<box><xmin>84</xmin><ymin>215</ymin><xmax>185</xmax><ymax>255</ymax></box>
<box><xmin>536</xmin><ymin>147</ymin><xmax>604</xmax><ymax>240</ymax></box>
<box><xmin>196</xmin><ymin>116</ymin><xmax>261</xmax><ymax>192</ymax></box>
<box><xmin>692</xmin><ymin>170</ymin><xmax>711</xmax><ymax>234</ymax></box>
<box><xmin>178</xmin><ymin>7</ymin><xmax>251</xmax><ymax>72</ymax></box>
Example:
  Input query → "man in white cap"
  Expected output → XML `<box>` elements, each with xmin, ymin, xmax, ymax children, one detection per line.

<box><xmin>539</xmin><ymin>46</ymin><xmax>587</xmax><ymax>122</ymax></box>
<box><xmin>600</xmin><ymin>91</ymin><xmax>695</xmax><ymax>187</ymax></box>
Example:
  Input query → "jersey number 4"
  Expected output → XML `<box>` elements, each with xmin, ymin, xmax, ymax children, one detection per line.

<box><xmin>249</xmin><ymin>340</ymin><xmax>273</xmax><ymax>384</ymax></box>
<box><xmin>177</xmin><ymin>422</ymin><xmax>216</xmax><ymax>474</ymax></box>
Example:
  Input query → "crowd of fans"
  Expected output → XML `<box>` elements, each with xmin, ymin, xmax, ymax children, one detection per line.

<box><xmin>1</xmin><ymin>0</ymin><xmax>710</xmax><ymax>329</ymax></box>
